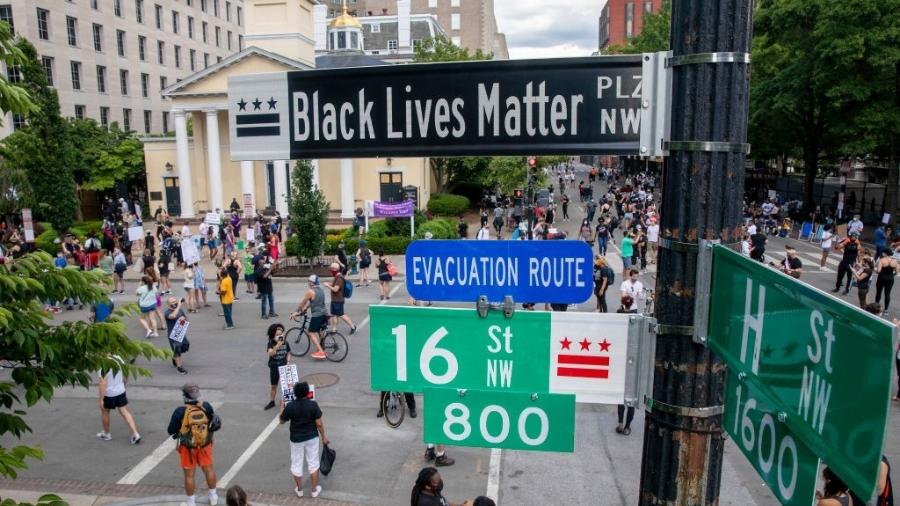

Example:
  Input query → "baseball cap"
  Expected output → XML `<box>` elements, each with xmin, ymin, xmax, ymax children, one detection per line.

<box><xmin>182</xmin><ymin>383</ymin><xmax>200</xmax><ymax>401</ymax></box>
<box><xmin>309</xmin><ymin>274</ymin><xmax>320</xmax><ymax>285</ymax></box>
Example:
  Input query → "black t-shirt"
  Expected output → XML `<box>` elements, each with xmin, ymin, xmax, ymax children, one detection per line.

<box><xmin>750</xmin><ymin>233</ymin><xmax>767</xmax><ymax>249</ymax></box>
<box><xmin>784</xmin><ymin>256</ymin><xmax>802</xmax><ymax>270</ymax></box>
<box><xmin>267</xmin><ymin>338</ymin><xmax>291</xmax><ymax>367</ymax></box>
<box><xmin>841</xmin><ymin>239</ymin><xmax>860</xmax><ymax>263</ymax></box>
<box><xmin>595</xmin><ymin>224</ymin><xmax>609</xmax><ymax>238</ymax></box>
<box><xmin>415</xmin><ymin>493</ymin><xmax>449</xmax><ymax>506</ymax></box>
<box><xmin>280</xmin><ymin>398</ymin><xmax>322</xmax><ymax>443</ymax></box>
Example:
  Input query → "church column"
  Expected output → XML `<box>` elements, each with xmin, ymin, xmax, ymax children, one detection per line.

<box><xmin>340</xmin><ymin>158</ymin><xmax>354</xmax><ymax>218</ymax></box>
<box><xmin>312</xmin><ymin>159</ymin><xmax>320</xmax><ymax>188</ymax></box>
<box><xmin>205</xmin><ymin>109</ymin><xmax>224</xmax><ymax>212</ymax></box>
<box><xmin>240</xmin><ymin>161</ymin><xmax>255</xmax><ymax>216</ymax></box>
<box><xmin>173</xmin><ymin>109</ymin><xmax>194</xmax><ymax>218</ymax></box>
<box><xmin>274</xmin><ymin>160</ymin><xmax>290</xmax><ymax>216</ymax></box>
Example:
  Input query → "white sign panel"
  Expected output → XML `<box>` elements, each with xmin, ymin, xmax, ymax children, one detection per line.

<box><xmin>279</xmin><ymin>363</ymin><xmax>300</xmax><ymax>402</ymax></box>
<box><xmin>181</xmin><ymin>237</ymin><xmax>201</xmax><ymax>266</ymax></box>
<box><xmin>127</xmin><ymin>226</ymin><xmax>144</xmax><ymax>242</ymax></box>
<box><xmin>169</xmin><ymin>320</ymin><xmax>189</xmax><ymax>343</ymax></box>
<box><xmin>205</xmin><ymin>212</ymin><xmax>221</xmax><ymax>225</ymax></box>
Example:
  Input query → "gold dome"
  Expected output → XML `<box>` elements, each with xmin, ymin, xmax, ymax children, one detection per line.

<box><xmin>329</xmin><ymin>2</ymin><xmax>361</xmax><ymax>29</ymax></box>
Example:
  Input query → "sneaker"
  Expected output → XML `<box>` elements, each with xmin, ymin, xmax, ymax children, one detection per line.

<box><xmin>311</xmin><ymin>351</ymin><xmax>327</xmax><ymax>360</ymax></box>
<box><xmin>409</xmin><ymin>408</ymin><xmax>418</xmax><ymax>418</ymax></box>
<box><xmin>434</xmin><ymin>454</ymin><xmax>455</xmax><ymax>467</ymax></box>
<box><xmin>424</xmin><ymin>447</ymin><xmax>435</xmax><ymax>461</ymax></box>
<box><xmin>311</xmin><ymin>485</ymin><xmax>322</xmax><ymax>498</ymax></box>
<box><xmin>208</xmin><ymin>490</ymin><xmax>219</xmax><ymax>506</ymax></box>
<box><xmin>294</xmin><ymin>487</ymin><xmax>303</xmax><ymax>498</ymax></box>
<box><xmin>130</xmin><ymin>433</ymin><xmax>142</xmax><ymax>445</ymax></box>
<box><xmin>96</xmin><ymin>432</ymin><xmax>112</xmax><ymax>441</ymax></box>
<box><xmin>176</xmin><ymin>367</ymin><xmax>188</xmax><ymax>375</ymax></box>
<box><xmin>376</xmin><ymin>409</ymin><xmax>384</xmax><ymax>418</ymax></box>
<box><xmin>224</xmin><ymin>325</ymin><xmax>236</xmax><ymax>330</ymax></box>
<box><xmin>264</xmin><ymin>400</ymin><xmax>276</xmax><ymax>410</ymax></box>
<box><xmin>831</xmin><ymin>288</ymin><xmax>840</xmax><ymax>293</ymax></box>
<box><xmin>269</xmin><ymin>312</ymin><xmax>279</xmax><ymax>317</ymax></box>
<box><xmin>145</xmin><ymin>330</ymin><xmax>153</xmax><ymax>339</ymax></box>
<box><xmin>261</xmin><ymin>314</ymin><xmax>269</xmax><ymax>320</ymax></box>
<box><xmin>350</xmin><ymin>326</ymin><xmax>357</xmax><ymax>335</ymax></box>
<box><xmin>842</xmin><ymin>290</ymin><xmax>849</xmax><ymax>295</ymax></box>
<box><xmin>151</xmin><ymin>332</ymin><xmax>159</xmax><ymax>338</ymax></box>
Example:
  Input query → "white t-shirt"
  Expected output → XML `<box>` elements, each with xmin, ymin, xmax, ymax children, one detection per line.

<box><xmin>647</xmin><ymin>224</ymin><xmax>659</xmax><ymax>243</ymax></box>
<box><xmin>476</xmin><ymin>227</ymin><xmax>491</xmax><ymax>240</ymax></box>
<box><xmin>620</xmin><ymin>279</ymin><xmax>644</xmax><ymax>311</ymax></box>
<box><xmin>181</xmin><ymin>224</ymin><xmax>191</xmax><ymax>237</ymax></box>
<box><xmin>747</xmin><ymin>223</ymin><xmax>757</xmax><ymax>235</ymax></box>
<box><xmin>137</xmin><ymin>284</ymin><xmax>157</xmax><ymax>307</ymax></box>
<box><xmin>101</xmin><ymin>369</ymin><xmax>126</xmax><ymax>397</ymax></box>
<box><xmin>821</xmin><ymin>231</ymin><xmax>834</xmax><ymax>249</ymax></box>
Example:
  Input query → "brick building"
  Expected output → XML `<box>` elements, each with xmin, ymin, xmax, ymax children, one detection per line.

<box><xmin>598</xmin><ymin>0</ymin><xmax>663</xmax><ymax>50</ymax></box>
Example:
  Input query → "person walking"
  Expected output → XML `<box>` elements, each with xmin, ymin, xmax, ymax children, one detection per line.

<box><xmin>325</xmin><ymin>262</ymin><xmax>357</xmax><ymax>334</ymax></box>
<box><xmin>158</xmin><ymin>248</ymin><xmax>172</xmax><ymax>294</ymax></box>
<box><xmin>112</xmin><ymin>247</ymin><xmax>127</xmax><ymax>293</ymax></box>
<box><xmin>224</xmin><ymin>251</ymin><xmax>242</xmax><ymax>301</ymax></box>
<box><xmin>833</xmin><ymin>232</ymin><xmax>862</xmax><ymax>295</ymax></box>
<box><xmin>136</xmin><ymin>275</ymin><xmax>160</xmax><ymax>338</ymax></box>
<box><xmin>217</xmin><ymin>266</ymin><xmax>235</xmax><ymax>330</ymax></box>
<box><xmin>561</xmin><ymin>194</ymin><xmax>570</xmax><ymax>221</ymax></box>
<box><xmin>875</xmin><ymin>250</ymin><xmax>898</xmax><ymax>315</ymax></box>
<box><xmin>257</xmin><ymin>256</ymin><xmax>276</xmax><ymax>319</ymax></box>
<box><xmin>167</xmin><ymin>383</ymin><xmax>219</xmax><ymax>506</ymax></box>
<box><xmin>291</xmin><ymin>275</ymin><xmax>328</xmax><ymax>360</ymax></box>
<box><xmin>593</xmin><ymin>255</ymin><xmax>612</xmax><ymax>313</ymax></box>
<box><xmin>614</xmin><ymin>295</ymin><xmax>637</xmax><ymax>436</ymax></box>
<box><xmin>646</xmin><ymin>219</ymin><xmax>659</xmax><ymax>264</ymax></box>
<box><xmin>621</xmin><ymin>232</ymin><xmax>635</xmax><ymax>277</ymax></box>
<box><xmin>164</xmin><ymin>297</ymin><xmax>190</xmax><ymax>375</ymax></box>
<box><xmin>356</xmin><ymin>240</ymin><xmax>372</xmax><ymax>287</ymax></box>
<box><xmin>620</xmin><ymin>270</ymin><xmax>643</xmax><ymax>313</ymax></box>
<box><xmin>194</xmin><ymin>263</ymin><xmax>210</xmax><ymax>309</ymax></box>
<box><xmin>820</xmin><ymin>224</ymin><xmax>835</xmax><ymax>267</ymax></box>
<box><xmin>376</xmin><ymin>251</ymin><xmax>393</xmax><ymax>300</ymax></box>
<box><xmin>749</xmin><ymin>224</ymin><xmax>768</xmax><ymax>262</ymax></box>
<box><xmin>96</xmin><ymin>355</ymin><xmax>142</xmax><ymax>444</ymax></box>
<box><xmin>242</xmin><ymin>246</ymin><xmax>256</xmax><ymax>296</ymax></box>
<box><xmin>264</xmin><ymin>323</ymin><xmax>292</xmax><ymax>410</ymax></box>
<box><xmin>183</xmin><ymin>264</ymin><xmax>197</xmax><ymax>313</ymax></box>
<box><xmin>279</xmin><ymin>382</ymin><xmax>328</xmax><ymax>498</ymax></box>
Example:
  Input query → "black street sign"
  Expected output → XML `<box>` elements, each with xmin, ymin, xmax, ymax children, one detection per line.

<box><xmin>228</xmin><ymin>56</ymin><xmax>646</xmax><ymax>160</ymax></box>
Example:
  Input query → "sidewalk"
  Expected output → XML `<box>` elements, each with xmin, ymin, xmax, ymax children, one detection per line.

<box><xmin>0</xmin><ymin>479</ymin><xmax>358</xmax><ymax>506</ymax></box>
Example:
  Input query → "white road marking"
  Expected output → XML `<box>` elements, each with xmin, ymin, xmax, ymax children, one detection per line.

<box><xmin>117</xmin><ymin>400</ymin><xmax>223</xmax><ymax>485</ymax></box>
<box><xmin>486</xmin><ymin>448</ymin><xmax>502</xmax><ymax>502</ymax></box>
<box><xmin>218</xmin><ymin>414</ymin><xmax>281</xmax><ymax>489</ymax></box>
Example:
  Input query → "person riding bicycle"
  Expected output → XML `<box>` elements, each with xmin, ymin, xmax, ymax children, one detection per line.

<box><xmin>290</xmin><ymin>275</ymin><xmax>328</xmax><ymax>360</ymax></box>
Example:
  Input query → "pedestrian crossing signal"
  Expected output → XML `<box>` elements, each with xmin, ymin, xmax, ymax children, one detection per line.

<box><xmin>528</xmin><ymin>157</ymin><xmax>537</xmax><ymax>167</ymax></box>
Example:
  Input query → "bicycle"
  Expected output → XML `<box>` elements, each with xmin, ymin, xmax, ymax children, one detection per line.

<box><xmin>642</xmin><ymin>288</ymin><xmax>655</xmax><ymax>316</ymax></box>
<box><xmin>286</xmin><ymin>313</ymin><xmax>349</xmax><ymax>362</ymax></box>
<box><xmin>381</xmin><ymin>391</ymin><xmax>407</xmax><ymax>428</ymax></box>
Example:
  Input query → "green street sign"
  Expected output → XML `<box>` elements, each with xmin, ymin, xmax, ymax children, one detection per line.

<box><xmin>707</xmin><ymin>245</ymin><xmax>895</xmax><ymax>501</ymax></box>
<box><xmin>423</xmin><ymin>387</ymin><xmax>575</xmax><ymax>452</ymax></box>
<box><xmin>369</xmin><ymin>305</ymin><xmax>649</xmax><ymax>404</ymax></box>
<box><xmin>723</xmin><ymin>369</ymin><xmax>819</xmax><ymax>506</ymax></box>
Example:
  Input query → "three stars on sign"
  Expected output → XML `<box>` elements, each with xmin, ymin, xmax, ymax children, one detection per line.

<box><xmin>237</xmin><ymin>97</ymin><xmax>278</xmax><ymax>111</ymax></box>
<box><xmin>559</xmin><ymin>337</ymin><xmax>611</xmax><ymax>352</ymax></box>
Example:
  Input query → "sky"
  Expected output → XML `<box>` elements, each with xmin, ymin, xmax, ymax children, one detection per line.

<box><xmin>495</xmin><ymin>0</ymin><xmax>605</xmax><ymax>59</ymax></box>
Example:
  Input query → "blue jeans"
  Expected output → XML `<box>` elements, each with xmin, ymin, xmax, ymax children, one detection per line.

<box><xmin>222</xmin><ymin>303</ymin><xmax>234</xmax><ymax>327</ymax></box>
<box><xmin>260</xmin><ymin>292</ymin><xmax>274</xmax><ymax>316</ymax></box>
<box><xmin>597</xmin><ymin>236</ymin><xmax>608</xmax><ymax>256</ymax></box>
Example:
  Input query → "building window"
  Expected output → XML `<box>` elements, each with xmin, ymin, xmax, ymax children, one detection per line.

<box><xmin>387</xmin><ymin>39</ymin><xmax>398</xmax><ymax>51</ymax></box>
<box><xmin>645</xmin><ymin>1</ymin><xmax>653</xmax><ymax>12</ymax></box>
<box><xmin>172</xmin><ymin>11</ymin><xmax>179</xmax><ymax>34</ymax></box>
<box><xmin>143</xmin><ymin>110</ymin><xmax>152</xmax><ymax>134</ymax></box>
<box><xmin>116</xmin><ymin>30</ymin><xmax>126</xmax><ymax>57</ymax></box>
<box><xmin>451</xmin><ymin>0</ymin><xmax>460</xmax><ymax>6</ymax></box>
<box><xmin>189</xmin><ymin>49</ymin><xmax>196</xmax><ymax>71</ymax></box>
<box><xmin>225</xmin><ymin>1</ymin><xmax>231</xmax><ymax>22</ymax></box>
<box><xmin>174</xmin><ymin>45</ymin><xmax>181</xmax><ymax>68</ymax></box>
<box><xmin>36</xmin><ymin>8</ymin><xmax>49</xmax><ymax>40</ymax></box>
<box><xmin>227</xmin><ymin>30</ymin><xmax>232</xmax><ymax>50</ymax></box>
<box><xmin>6</xmin><ymin>64</ymin><xmax>19</xmax><ymax>83</ymax></box>
<box><xmin>371</xmin><ymin>23</ymin><xmax>380</xmax><ymax>33</ymax></box>
<box><xmin>350</xmin><ymin>31</ymin><xmax>358</xmax><ymax>49</ymax></box>
<box><xmin>70</xmin><ymin>61</ymin><xmax>82</xmax><ymax>90</ymax></box>
<box><xmin>236</xmin><ymin>6</ymin><xmax>242</xmax><ymax>26</ymax></box>
<box><xmin>141</xmin><ymin>73</ymin><xmax>150</xmax><ymax>98</ymax></box>
<box><xmin>625</xmin><ymin>2</ymin><xmax>634</xmax><ymax>38</ymax></box>
<box><xmin>216</xmin><ymin>56</ymin><xmax>221</xmax><ymax>63</ymax></box>
<box><xmin>123</xmin><ymin>108</ymin><xmax>131</xmax><ymax>131</ymax></box>
<box><xmin>238</xmin><ymin>34</ymin><xmax>243</xmax><ymax>50</ymax></box>
<box><xmin>74</xmin><ymin>105</ymin><xmax>86</xmax><ymax>119</ymax></box>
<box><xmin>203</xmin><ymin>53</ymin><xmax>209</xmax><ymax>68</ymax></box>
<box><xmin>187</xmin><ymin>0</ymin><xmax>192</xmax><ymax>6</ymax></box>
<box><xmin>451</xmin><ymin>13</ymin><xmax>460</xmax><ymax>30</ymax></box>
<box><xmin>91</xmin><ymin>0</ymin><xmax>99</xmax><ymax>10</ymax></box>
<box><xmin>96</xmin><ymin>65</ymin><xmax>106</xmax><ymax>92</ymax></box>
<box><xmin>136</xmin><ymin>0</ymin><xmax>144</xmax><ymax>23</ymax></box>
<box><xmin>201</xmin><ymin>0</ymin><xmax>207</xmax><ymax>12</ymax></box>
<box><xmin>0</xmin><ymin>5</ymin><xmax>14</xmax><ymax>35</ymax></box>
<box><xmin>120</xmin><ymin>69</ymin><xmax>129</xmax><ymax>95</ymax></box>
<box><xmin>92</xmin><ymin>24</ymin><xmax>103</xmax><ymax>51</ymax></box>
<box><xmin>100</xmin><ymin>107</ymin><xmax>109</xmax><ymax>126</ymax></box>
<box><xmin>188</xmin><ymin>17</ymin><xmax>194</xmax><ymax>38</ymax></box>
<box><xmin>412</xmin><ymin>39</ymin><xmax>422</xmax><ymax>49</ymax></box>
<box><xmin>213</xmin><ymin>0</ymin><xmax>219</xmax><ymax>16</ymax></box>
<box><xmin>162</xmin><ymin>111</ymin><xmax>169</xmax><ymax>133</ymax></box>
<box><xmin>155</xmin><ymin>4</ymin><xmax>162</xmax><ymax>29</ymax></box>
<box><xmin>138</xmin><ymin>36</ymin><xmax>147</xmax><ymax>60</ymax></box>
<box><xmin>157</xmin><ymin>41</ymin><xmax>165</xmax><ymax>64</ymax></box>
<box><xmin>66</xmin><ymin>16</ymin><xmax>78</xmax><ymax>46</ymax></box>
<box><xmin>160</xmin><ymin>76</ymin><xmax>167</xmax><ymax>90</ymax></box>
<box><xmin>41</xmin><ymin>56</ymin><xmax>54</xmax><ymax>86</ymax></box>
<box><xmin>114</xmin><ymin>0</ymin><xmax>123</xmax><ymax>17</ymax></box>
<box><xmin>428</xmin><ymin>0</ymin><xmax>436</xmax><ymax>7</ymax></box>
<box><xmin>12</xmin><ymin>113</ymin><xmax>25</xmax><ymax>131</ymax></box>
<box><xmin>202</xmin><ymin>21</ymin><xmax>208</xmax><ymax>42</ymax></box>
<box><xmin>451</xmin><ymin>36</ymin><xmax>461</xmax><ymax>46</ymax></box>
<box><xmin>215</xmin><ymin>26</ymin><xmax>220</xmax><ymax>47</ymax></box>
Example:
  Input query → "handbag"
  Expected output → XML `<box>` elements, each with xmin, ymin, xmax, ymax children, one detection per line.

<box><xmin>319</xmin><ymin>443</ymin><xmax>336</xmax><ymax>476</ymax></box>
<box><xmin>387</xmin><ymin>262</ymin><xmax>398</xmax><ymax>277</ymax></box>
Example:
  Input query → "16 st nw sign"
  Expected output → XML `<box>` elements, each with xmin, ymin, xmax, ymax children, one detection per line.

<box><xmin>227</xmin><ymin>55</ymin><xmax>669</xmax><ymax>160</ymax></box>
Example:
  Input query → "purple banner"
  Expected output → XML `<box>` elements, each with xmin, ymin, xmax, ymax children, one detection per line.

<box><xmin>373</xmin><ymin>200</ymin><xmax>415</xmax><ymax>218</ymax></box>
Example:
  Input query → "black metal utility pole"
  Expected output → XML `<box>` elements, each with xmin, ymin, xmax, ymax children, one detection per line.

<box><xmin>638</xmin><ymin>1</ymin><xmax>753</xmax><ymax>504</ymax></box>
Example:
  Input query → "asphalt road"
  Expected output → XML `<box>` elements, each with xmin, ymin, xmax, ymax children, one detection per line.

<box><xmin>10</xmin><ymin>165</ymin><xmax>899</xmax><ymax>505</ymax></box>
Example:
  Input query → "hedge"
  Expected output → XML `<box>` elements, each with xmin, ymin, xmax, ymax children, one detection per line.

<box><xmin>427</xmin><ymin>193</ymin><xmax>470</xmax><ymax>216</ymax></box>
<box><xmin>415</xmin><ymin>218</ymin><xmax>456</xmax><ymax>239</ymax></box>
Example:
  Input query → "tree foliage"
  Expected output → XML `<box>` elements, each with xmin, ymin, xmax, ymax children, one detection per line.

<box><xmin>0</xmin><ymin>21</ymin><xmax>38</xmax><ymax>123</ymax></box>
<box><xmin>0</xmin><ymin>253</ymin><xmax>167</xmax><ymax>479</ymax></box>
<box><xmin>288</xmin><ymin>160</ymin><xmax>330</xmax><ymax>262</ymax></box>
<box><xmin>0</xmin><ymin>39</ymin><xmax>77</xmax><ymax>232</ymax></box>
<box><xmin>68</xmin><ymin>120</ymin><xmax>146</xmax><ymax>191</ymax></box>
<box><xmin>413</xmin><ymin>35</ymin><xmax>493</xmax><ymax>63</ymax></box>
<box><xmin>606</xmin><ymin>1</ymin><xmax>671</xmax><ymax>54</ymax></box>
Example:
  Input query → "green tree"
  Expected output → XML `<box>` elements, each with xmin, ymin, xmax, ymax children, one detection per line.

<box><xmin>0</xmin><ymin>21</ymin><xmax>38</xmax><ymax>123</ymax></box>
<box><xmin>68</xmin><ymin>120</ymin><xmax>146</xmax><ymax>191</ymax></box>
<box><xmin>413</xmin><ymin>36</ymin><xmax>493</xmax><ymax>193</ymax></box>
<box><xmin>0</xmin><ymin>252</ymin><xmax>166</xmax><ymax>481</ymax></box>
<box><xmin>288</xmin><ymin>160</ymin><xmax>329</xmax><ymax>263</ymax></box>
<box><xmin>606</xmin><ymin>1</ymin><xmax>671</xmax><ymax>54</ymax></box>
<box><xmin>751</xmin><ymin>0</ymin><xmax>900</xmax><ymax>209</ymax></box>
<box><xmin>0</xmin><ymin>39</ymin><xmax>77</xmax><ymax>232</ymax></box>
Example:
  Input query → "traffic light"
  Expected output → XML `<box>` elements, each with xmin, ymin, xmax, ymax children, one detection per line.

<box><xmin>513</xmin><ymin>188</ymin><xmax>524</xmax><ymax>207</ymax></box>
<box><xmin>528</xmin><ymin>156</ymin><xmax>537</xmax><ymax>167</ymax></box>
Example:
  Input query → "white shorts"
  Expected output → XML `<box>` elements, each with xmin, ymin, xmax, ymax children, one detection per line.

<box><xmin>290</xmin><ymin>437</ymin><xmax>320</xmax><ymax>477</ymax></box>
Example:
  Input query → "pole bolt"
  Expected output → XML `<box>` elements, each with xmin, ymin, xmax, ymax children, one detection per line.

<box><xmin>777</xmin><ymin>412</ymin><xmax>787</xmax><ymax>423</ymax></box>
<box><xmin>737</xmin><ymin>372</ymin><xmax>747</xmax><ymax>381</ymax></box>
<box><xmin>643</xmin><ymin>100</ymin><xmax>650</xmax><ymax>108</ymax></box>
<box><xmin>458</xmin><ymin>389</ymin><xmax>467</xmax><ymax>397</ymax></box>
<box><xmin>531</xmin><ymin>393</ymin><xmax>539</xmax><ymax>401</ymax></box>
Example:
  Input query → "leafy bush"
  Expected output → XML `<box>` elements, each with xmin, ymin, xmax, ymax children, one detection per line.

<box><xmin>69</xmin><ymin>220</ymin><xmax>103</xmax><ymax>238</ymax></box>
<box><xmin>284</xmin><ymin>235</ymin><xmax>299</xmax><ymax>257</ymax></box>
<box><xmin>415</xmin><ymin>218</ymin><xmax>456</xmax><ymax>239</ymax></box>
<box><xmin>34</xmin><ymin>224</ymin><xmax>58</xmax><ymax>253</ymax></box>
<box><xmin>367</xmin><ymin>235</ymin><xmax>412</xmax><ymax>254</ymax></box>
<box><xmin>427</xmin><ymin>193</ymin><xmax>470</xmax><ymax>216</ymax></box>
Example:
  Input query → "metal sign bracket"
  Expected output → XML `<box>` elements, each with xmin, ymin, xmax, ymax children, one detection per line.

<box><xmin>692</xmin><ymin>239</ymin><xmax>718</xmax><ymax>345</ymax></box>
<box><xmin>640</xmin><ymin>51</ymin><xmax>672</xmax><ymax>158</ymax></box>
<box><xmin>624</xmin><ymin>315</ymin><xmax>657</xmax><ymax>408</ymax></box>
<box><xmin>476</xmin><ymin>295</ymin><xmax>515</xmax><ymax>319</ymax></box>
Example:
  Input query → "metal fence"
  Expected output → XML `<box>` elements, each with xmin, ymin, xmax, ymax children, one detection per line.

<box><xmin>771</xmin><ymin>176</ymin><xmax>887</xmax><ymax>223</ymax></box>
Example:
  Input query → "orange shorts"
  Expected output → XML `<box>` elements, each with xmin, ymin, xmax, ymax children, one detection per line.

<box><xmin>177</xmin><ymin>443</ymin><xmax>214</xmax><ymax>469</ymax></box>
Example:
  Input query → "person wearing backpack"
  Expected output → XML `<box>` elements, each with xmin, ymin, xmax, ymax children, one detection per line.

<box><xmin>325</xmin><ymin>263</ymin><xmax>357</xmax><ymax>335</ymax></box>
<box><xmin>593</xmin><ymin>256</ymin><xmax>613</xmax><ymax>313</ymax></box>
<box><xmin>166</xmin><ymin>383</ymin><xmax>220</xmax><ymax>506</ymax></box>
<box><xmin>356</xmin><ymin>240</ymin><xmax>372</xmax><ymax>287</ymax></box>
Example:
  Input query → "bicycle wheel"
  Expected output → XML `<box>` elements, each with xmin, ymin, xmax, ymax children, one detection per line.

<box><xmin>322</xmin><ymin>331</ymin><xmax>348</xmax><ymax>362</ymax></box>
<box><xmin>383</xmin><ymin>391</ymin><xmax>405</xmax><ymax>429</ymax></box>
<box><xmin>286</xmin><ymin>327</ymin><xmax>311</xmax><ymax>357</ymax></box>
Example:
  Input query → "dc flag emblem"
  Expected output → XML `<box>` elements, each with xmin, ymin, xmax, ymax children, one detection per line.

<box><xmin>228</xmin><ymin>72</ymin><xmax>290</xmax><ymax>161</ymax></box>
<box><xmin>235</xmin><ymin>96</ymin><xmax>280</xmax><ymax>137</ymax></box>
<box><xmin>548</xmin><ymin>314</ymin><xmax>630</xmax><ymax>404</ymax></box>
